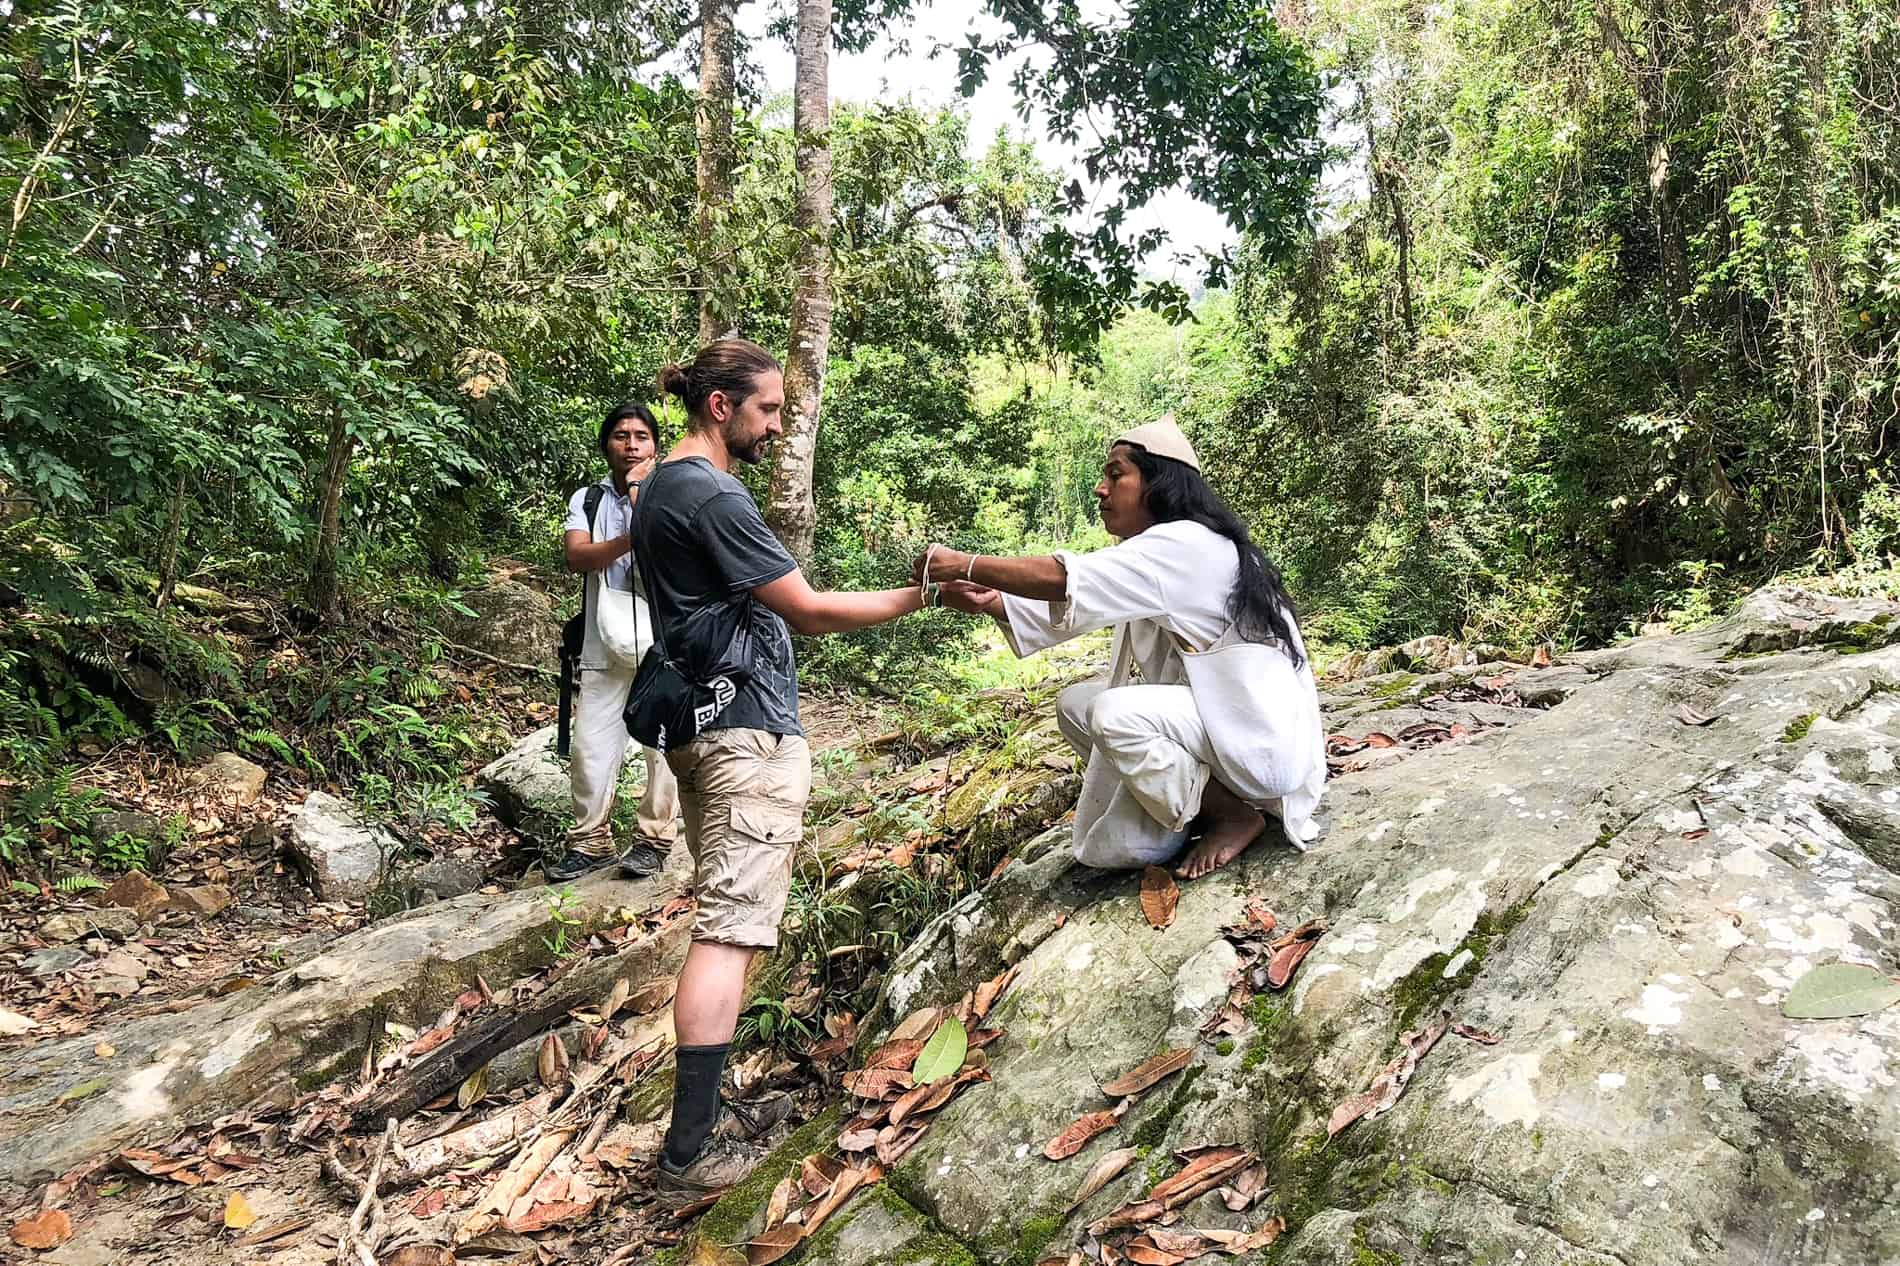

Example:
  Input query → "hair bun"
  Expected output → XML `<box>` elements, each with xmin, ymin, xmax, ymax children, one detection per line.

<box><xmin>658</xmin><ymin>363</ymin><xmax>690</xmax><ymax>397</ymax></box>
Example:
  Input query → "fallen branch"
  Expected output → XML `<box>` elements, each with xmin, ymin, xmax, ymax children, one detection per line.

<box><xmin>441</xmin><ymin>641</ymin><xmax>558</xmax><ymax>680</ymax></box>
<box><xmin>350</xmin><ymin>983</ymin><xmax>594</xmax><ymax>1129</ymax></box>
<box><xmin>331</xmin><ymin>1120</ymin><xmax>397</xmax><ymax>1266</ymax></box>
<box><xmin>383</xmin><ymin>1092</ymin><xmax>557</xmax><ymax>1191</ymax></box>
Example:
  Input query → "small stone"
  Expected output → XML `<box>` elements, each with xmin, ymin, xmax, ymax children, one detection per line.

<box><xmin>23</xmin><ymin>947</ymin><xmax>88</xmax><ymax>976</ymax></box>
<box><xmin>39</xmin><ymin>908</ymin><xmax>139</xmax><ymax>944</ymax></box>
<box><xmin>235</xmin><ymin>905</ymin><xmax>285</xmax><ymax>927</ymax></box>
<box><xmin>87</xmin><ymin>810</ymin><xmax>164</xmax><ymax>844</ymax></box>
<box><xmin>167</xmin><ymin>885</ymin><xmax>233</xmax><ymax>919</ymax></box>
<box><xmin>410</xmin><ymin>859</ymin><xmax>484</xmax><ymax>900</ymax></box>
<box><xmin>476</xmin><ymin>727</ymin><xmax>568</xmax><ymax>845</ymax></box>
<box><xmin>284</xmin><ymin>793</ymin><xmax>395</xmax><ymax>903</ymax></box>
<box><xmin>93</xmin><ymin>975</ymin><xmax>140</xmax><ymax>999</ymax></box>
<box><xmin>92</xmin><ymin>949</ymin><xmax>150</xmax><ymax>983</ymax></box>
<box><xmin>243</xmin><ymin>821</ymin><xmax>276</xmax><ymax>849</ymax></box>
<box><xmin>193</xmin><ymin>752</ymin><xmax>268</xmax><ymax>806</ymax></box>
<box><xmin>101</xmin><ymin>872</ymin><xmax>170</xmax><ymax>920</ymax></box>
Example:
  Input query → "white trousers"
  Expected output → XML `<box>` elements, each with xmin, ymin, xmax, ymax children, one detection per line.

<box><xmin>568</xmin><ymin>662</ymin><xmax>679</xmax><ymax>851</ymax></box>
<box><xmin>1058</xmin><ymin>679</ymin><xmax>1216</xmax><ymax>870</ymax></box>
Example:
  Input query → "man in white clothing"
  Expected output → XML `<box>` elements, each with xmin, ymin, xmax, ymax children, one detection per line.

<box><xmin>918</xmin><ymin>416</ymin><xmax>1325</xmax><ymax>879</ymax></box>
<box><xmin>549</xmin><ymin>403</ymin><xmax>680</xmax><ymax>882</ymax></box>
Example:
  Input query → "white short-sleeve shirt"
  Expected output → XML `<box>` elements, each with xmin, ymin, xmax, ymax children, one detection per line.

<box><xmin>564</xmin><ymin>479</ymin><xmax>636</xmax><ymax>670</ymax></box>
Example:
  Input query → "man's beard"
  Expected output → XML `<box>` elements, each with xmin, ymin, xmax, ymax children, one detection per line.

<box><xmin>724</xmin><ymin>419</ymin><xmax>770</xmax><ymax>465</ymax></box>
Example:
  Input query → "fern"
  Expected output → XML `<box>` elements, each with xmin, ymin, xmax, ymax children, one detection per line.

<box><xmin>55</xmin><ymin>873</ymin><xmax>106</xmax><ymax>894</ymax></box>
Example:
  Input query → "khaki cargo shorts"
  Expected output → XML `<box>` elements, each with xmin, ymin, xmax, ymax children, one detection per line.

<box><xmin>665</xmin><ymin>727</ymin><xmax>811</xmax><ymax>948</ymax></box>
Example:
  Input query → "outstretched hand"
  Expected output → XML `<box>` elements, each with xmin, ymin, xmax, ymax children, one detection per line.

<box><xmin>938</xmin><ymin>580</ymin><xmax>1001</xmax><ymax>617</ymax></box>
<box><xmin>913</xmin><ymin>543</ymin><xmax>970</xmax><ymax>586</ymax></box>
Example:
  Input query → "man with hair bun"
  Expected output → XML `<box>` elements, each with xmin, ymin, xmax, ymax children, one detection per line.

<box><xmin>631</xmin><ymin>337</ymin><xmax>988</xmax><ymax>1194</ymax></box>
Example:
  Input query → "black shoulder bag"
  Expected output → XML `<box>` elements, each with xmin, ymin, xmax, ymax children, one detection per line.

<box><xmin>555</xmin><ymin>483</ymin><xmax>608</xmax><ymax>758</ymax></box>
<box><xmin>621</xmin><ymin>465</ymin><xmax>756</xmax><ymax>751</ymax></box>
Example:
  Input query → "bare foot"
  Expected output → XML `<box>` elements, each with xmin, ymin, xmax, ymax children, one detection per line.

<box><xmin>1173</xmin><ymin>809</ymin><xmax>1265</xmax><ymax>880</ymax></box>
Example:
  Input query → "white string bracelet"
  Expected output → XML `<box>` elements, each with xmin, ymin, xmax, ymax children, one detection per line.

<box><xmin>920</xmin><ymin>545</ymin><xmax>942</xmax><ymax>609</ymax></box>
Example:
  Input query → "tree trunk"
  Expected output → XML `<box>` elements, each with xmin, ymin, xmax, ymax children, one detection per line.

<box><xmin>309</xmin><ymin>408</ymin><xmax>355</xmax><ymax>620</ymax></box>
<box><xmin>154</xmin><ymin>470</ymin><xmax>186</xmax><ymax>610</ymax></box>
<box><xmin>765</xmin><ymin>0</ymin><xmax>833</xmax><ymax>564</ymax></box>
<box><xmin>1594</xmin><ymin>0</ymin><xmax>1743</xmax><ymax>525</ymax></box>
<box><xmin>695</xmin><ymin>0</ymin><xmax>739</xmax><ymax>346</ymax></box>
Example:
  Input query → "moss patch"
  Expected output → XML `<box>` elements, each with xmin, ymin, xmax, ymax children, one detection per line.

<box><xmin>1782</xmin><ymin>713</ymin><xmax>1818</xmax><ymax>743</ymax></box>
<box><xmin>1390</xmin><ymin>895</ymin><xmax>1535</xmax><ymax>1032</ymax></box>
<box><xmin>1126</xmin><ymin>1064</ymin><xmax>1206</xmax><ymax>1151</ymax></box>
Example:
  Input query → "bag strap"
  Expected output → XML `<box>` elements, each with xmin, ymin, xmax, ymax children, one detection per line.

<box><xmin>629</xmin><ymin>466</ymin><xmax>671</xmax><ymax>662</ymax></box>
<box><xmin>577</xmin><ymin>483</ymin><xmax>609</xmax><ymax>627</ymax></box>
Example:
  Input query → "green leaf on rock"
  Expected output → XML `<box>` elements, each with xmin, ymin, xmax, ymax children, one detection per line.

<box><xmin>1781</xmin><ymin>962</ymin><xmax>1900</xmax><ymax>1019</ymax></box>
<box><xmin>911</xmin><ymin>1015</ymin><xmax>968</xmax><ymax>1084</ymax></box>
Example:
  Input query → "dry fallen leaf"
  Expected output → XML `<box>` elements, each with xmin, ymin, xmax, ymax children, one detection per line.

<box><xmin>1065</xmin><ymin>1147</ymin><xmax>1140</xmax><ymax>1211</ymax></box>
<box><xmin>1218</xmin><ymin>1161</ymin><xmax>1269</xmax><ymax>1211</ymax></box>
<box><xmin>456</xmin><ymin>1063</ymin><xmax>489</xmax><ymax>1109</ymax></box>
<box><xmin>1530</xmin><ymin>645</ymin><xmax>1553</xmax><ymax>668</ymax></box>
<box><xmin>1675</xmin><ymin>703</ymin><xmax>1718</xmax><ymax>726</ymax></box>
<box><xmin>973</xmin><ymin>965</ymin><xmax>1019</xmax><ymax>1020</ymax></box>
<box><xmin>1043</xmin><ymin>1110</ymin><xmax>1122</xmax><ymax>1161</ymax></box>
<box><xmin>223</xmin><ymin>1192</ymin><xmax>258</xmax><ymax>1230</ymax></box>
<box><xmin>1202</xmin><ymin>1216</ymin><xmax>1286</xmax><ymax>1253</ymax></box>
<box><xmin>745</xmin><ymin>1222</ymin><xmax>805</xmax><ymax>1266</ymax></box>
<box><xmin>1139</xmin><ymin>867</ymin><xmax>1179</xmax><ymax>930</ymax></box>
<box><xmin>94</xmin><ymin>1041</ymin><xmax>116</xmax><ymax>1059</ymax></box>
<box><xmin>1148</xmin><ymin>1148</ymin><xmax>1254</xmax><ymax>1209</ymax></box>
<box><xmin>9</xmin><ymin>1209</ymin><xmax>73</xmax><ymax>1250</ymax></box>
<box><xmin>890</xmin><ymin>1007</ymin><xmax>945</xmax><ymax>1044</ymax></box>
<box><xmin>1121</xmin><ymin>1236</ymin><xmax>1188</xmax><ymax>1266</ymax></box>
<box><xmin>537</xmin><ymin>1034</ymin><xmax>570</xmax><ymax>1089</ymax></box>
<box><xmin>502</xmin><ymin>1199</ymin><xmax>595</xmax><ymax>1234</ymax></box>
<box><xmin>864</xmin><ymin>1038</ymin><xmax>925</xmax><ymax>1070</ymax></box>
<box><xmin>840</xmin><ymin>1068</ymin><xmax>914</xmax><ymax>1100</ymax></box>
<box><xmin>1329</xmin><ymin>1011</ymin><xmax>1452</xmax><ymax>1137</ymax></box>
<box><xmin>1449</xmin><ymin>1021</ymin><xmax>1500</xmax><ymax>1045</ymax></box>
<box><xmin>1087</xmin><ymin>1198</ymin><xmax>1166</xmax><ymax>1236</ymax></box>
<box><xmin>1102</xmin><ymin>1048</ymin><xmax>1192</xmax><ymax>1099</ymax></box>
<box><xmin>762</xmin><ymin>1176</ymin><xmax>798</xmax><ymax>1233</ymax></box>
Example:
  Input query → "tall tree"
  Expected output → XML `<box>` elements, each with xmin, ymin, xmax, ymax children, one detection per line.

<box><xmin>765</xmin><ymin>0</ymin><xmax>834</xmax><ymax>562</ymax></box>
<box><xmin>695</xmin><ymin>0</ymin><xmax>740</xmax><ymax>344</ymax></box>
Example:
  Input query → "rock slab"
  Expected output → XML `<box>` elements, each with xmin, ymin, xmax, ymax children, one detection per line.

<box><xmin>698</xmin><ymin>586</ymin><xmax>1900</xmax><ymax>1266</ymax></box>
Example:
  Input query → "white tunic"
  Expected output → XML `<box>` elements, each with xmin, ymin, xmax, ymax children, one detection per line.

<box><xmin>1001</xmin><ymin>521</ymin><xmax>1325</xmax><ymax>863</ymax></box>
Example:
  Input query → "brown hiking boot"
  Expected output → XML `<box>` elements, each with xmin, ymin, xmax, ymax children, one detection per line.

<box><xmin>716</xmin><ymin>1092</ymin><xmax>797</xmax><ymax>1141</ymax></box>
<box><xmin>656</xmin><ymin>1135</ymin><xmax>765</xmax><ymax>1197</ymax></box>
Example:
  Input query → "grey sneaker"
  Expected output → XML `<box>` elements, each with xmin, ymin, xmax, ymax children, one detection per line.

<box><xmin>657</xmin><ymin>1135</ymin><xmax>765</xmax><ymax>1196</ymax></box>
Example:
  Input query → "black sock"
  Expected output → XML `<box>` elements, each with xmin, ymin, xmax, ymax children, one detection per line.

<box><xmin>661</xmin><ymin>1042</ymin><xmax>730</xmax><ymax>1169</ymax></box>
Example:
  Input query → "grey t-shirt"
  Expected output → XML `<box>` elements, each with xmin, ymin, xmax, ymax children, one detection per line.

<box><xmin>630</xmin><ymin>457</ymin><xmax>801</xmax><ymax>737</ymax></box>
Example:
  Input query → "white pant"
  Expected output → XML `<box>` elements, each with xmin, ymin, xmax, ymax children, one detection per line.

<box><xmin>568</xmin><ymin>662</ymin><xmax>679</xmax><ymax>851</ymax></box>
<box><xmin>1058</xmin><ymin>679</ymin><xmax>1216</xmax><ymax>869</ymax></box>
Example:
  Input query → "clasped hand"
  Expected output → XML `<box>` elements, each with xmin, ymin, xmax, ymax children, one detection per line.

<box><xmin>913</xmin><ymin>545</ymin><xmax>1001</xmax><ymax>617</ymax></box>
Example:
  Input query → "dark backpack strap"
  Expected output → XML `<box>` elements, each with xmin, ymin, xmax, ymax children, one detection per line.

<box><xmin>629</xmin><ymin>467</ymin><xmax>670</xmax><ymax>662</ymax></box>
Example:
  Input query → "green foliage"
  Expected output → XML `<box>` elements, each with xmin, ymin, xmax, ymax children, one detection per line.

<box><xmin>541</xmin><ymin>886</ymin><xmax>584</xmax><ymax>957</ymax></box>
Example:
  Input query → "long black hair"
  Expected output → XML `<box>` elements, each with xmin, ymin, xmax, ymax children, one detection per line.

<box><xmin>1122</xmin><ymin>443</ymin><xmax>1305</xmax><ymax>667</ymax></box>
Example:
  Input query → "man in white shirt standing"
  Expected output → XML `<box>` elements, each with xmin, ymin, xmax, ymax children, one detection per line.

<box><xmin>549</xmin><ymin>403</ymin><xmax>680</xmax><ymax>882</ymax></box>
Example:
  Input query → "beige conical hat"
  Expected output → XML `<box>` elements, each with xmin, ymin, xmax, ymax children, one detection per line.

<box><xmin>1113</xmin><ymin>413</ymin><xmax>1201</xmax><ymax>471</ymax></box>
